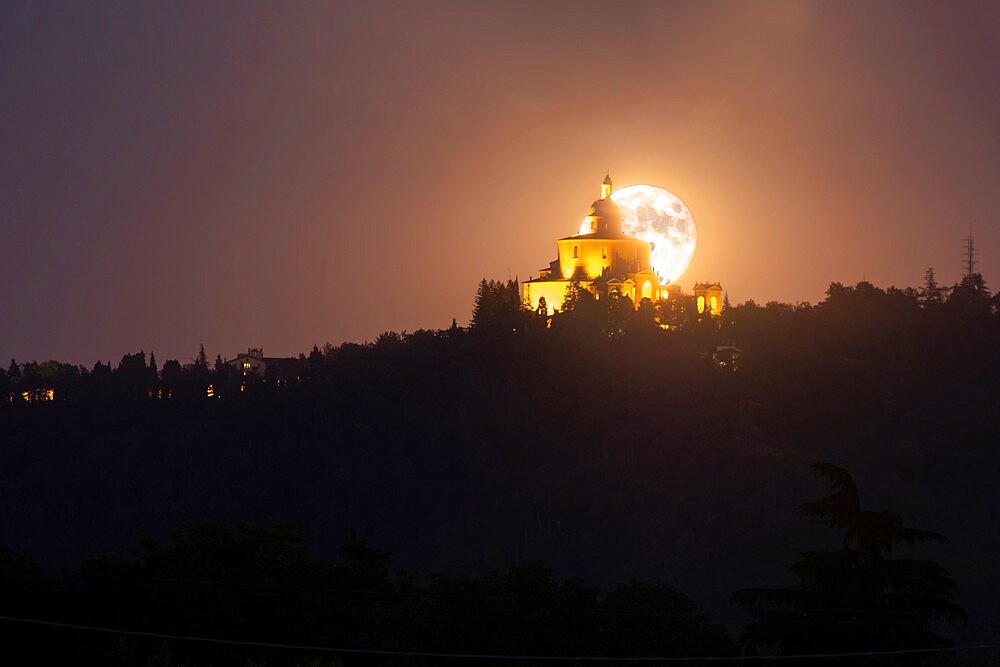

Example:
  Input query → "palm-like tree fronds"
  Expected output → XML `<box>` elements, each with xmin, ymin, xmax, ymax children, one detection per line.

<box><xmin>734</xmin><ymin>462</ymin><xmax>963</xmax><ymax>655</ymax></box>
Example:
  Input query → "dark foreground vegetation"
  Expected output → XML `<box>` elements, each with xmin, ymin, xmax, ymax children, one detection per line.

<box><xmin>2</xmin><ymin>269</ymin><xmax>999</xmax><ymax>662</ymax></box>
<box><xmin>0</xmin><ymin>463</ymin><xmax>968</xmax><ymax>664</ymax></box>
<box><xmin>2</xmin><ymin>524</ymin><xmax>733</xmax><ymax>664</ymax></box>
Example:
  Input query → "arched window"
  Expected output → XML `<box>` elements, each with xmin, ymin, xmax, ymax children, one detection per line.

<box><xmin>710</xmin><ymin>295</ymin><xmax>719</xmax><ymax>314</ymax></box>
<box><xmin>697</xmin><ymin>295</ymin><xmax>706</xmax><ymax>313</ymax></box>
<box><xmin>642</xmin><ymin>281</ymin><xmax>652</xmax><ymax>300</ymax></box>
<box><xmin>572</xmin><ymin>245</ymin><xmax>579</xmax><ymax>258</ymax></box>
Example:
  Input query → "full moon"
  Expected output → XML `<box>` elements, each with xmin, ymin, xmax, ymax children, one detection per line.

<box><xmin>580</xmin><ymin>184</ymin><xmax>697</xmax><ymax>283</ymax></box>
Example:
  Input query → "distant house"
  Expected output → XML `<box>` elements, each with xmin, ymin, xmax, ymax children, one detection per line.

<box><xmin>225</xmin><ymin>348</ymin><xmax>296</xmax><ymax>383</ymax></box>
<box><xmin>8</xmin><ymin>388</ymin><xmax>55</xmax><ymax>402</ymax></box>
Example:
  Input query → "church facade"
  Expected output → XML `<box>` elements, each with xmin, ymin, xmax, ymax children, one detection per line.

<box><xmin>523</xmin><ymin>175</ymin><xmax>671</xmax><ymax>315</ymax></box>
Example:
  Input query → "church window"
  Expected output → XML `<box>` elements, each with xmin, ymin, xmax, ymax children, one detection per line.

<box><xmin>697</xmin><ymin>295</ymin><xmax>706</xmax><ymax>313</ymax></box>
<box><xmin>602</xmin><ymin>246</ymin><xmax>607</xmax><ymax>259</ymax></box>
<box><xmin>572</xmin><ymin>245</ymin><xmax>579</xmax><ymax>258</ymax></box>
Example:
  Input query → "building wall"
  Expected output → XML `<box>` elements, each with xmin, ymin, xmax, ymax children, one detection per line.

<box><xmin>694</xmin><ymin>284</ymin><xmax>724</xmax><ymax>316</ymax></box>
<box><xmin>524</xmin><ymin>228</ymin><xmax>670</xmax><ymax>315</ymax></box>
<box><xmin>523</xmin><ymin>280</ymin><xmax>587</xmax><ymax>315</ymax></box>
<box><xmin>227</xmin><ymin>355</ymin><xmax>266</xmax><ymax>377</ymax></box>
<box><xmin>555</xmin><ymin>238</ymin><xmax>651</xmax><ymax>280</ymax></box>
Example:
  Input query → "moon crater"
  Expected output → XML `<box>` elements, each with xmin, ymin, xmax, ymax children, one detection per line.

<box><xmin>581</xmin><ymin>184</ymin><xmax>698</xmax><ymax>283</ymax></box>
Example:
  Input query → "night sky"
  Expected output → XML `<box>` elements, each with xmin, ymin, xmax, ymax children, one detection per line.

<box><xmin>3</xmin><ymin>1</ymin><xmax>998</xmax><ymax>364</ymax></box>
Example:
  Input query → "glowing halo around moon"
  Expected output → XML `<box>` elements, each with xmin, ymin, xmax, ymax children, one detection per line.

<box><xmin>579</xmin><ymin>184</ymin><xmax>698</xmax><ymax>283</ymax></box>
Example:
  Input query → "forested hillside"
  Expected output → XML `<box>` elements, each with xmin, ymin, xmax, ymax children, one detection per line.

<box><xmin>2</xmin><ymin>273</ymin><xmax>998</xmax><ymax>658</ymax></box>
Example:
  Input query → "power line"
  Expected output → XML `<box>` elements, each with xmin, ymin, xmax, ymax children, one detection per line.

<box><xmin>0</xmin><ymin>614</ymin><xmax>997</xmax><ymax>662</ymax></box>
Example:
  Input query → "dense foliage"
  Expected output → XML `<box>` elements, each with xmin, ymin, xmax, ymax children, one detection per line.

<box><xmin>2</xmin><ymin>270</ymin><xmax>998</xmax><ymax>659</ymax></box>
<box><xmin>734</xmin><ymin>463</ymin><xmax>964</xmax><ymax>655</ymax></box>
<box><xmin>1</xmin><ymin>525</ymin><xmax>730</xmax><ymax>664</ymax></box>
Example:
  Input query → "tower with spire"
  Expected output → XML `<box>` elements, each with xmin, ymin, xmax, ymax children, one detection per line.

<box><xmin>522</xmin><ymin>174</ymin><xmax>667</xmax><ymax>314</ymax></box>
<box><xmin>601</xmin><ymin>171</ymin><xmax>613</xmax><ymax>199</ymax></box>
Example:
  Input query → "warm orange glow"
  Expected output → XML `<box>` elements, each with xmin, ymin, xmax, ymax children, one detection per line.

<box><xmin>580</xmin><ymin>185</ymin><xmax>697</xmax><ymax>282</ymax></box>
<box><xmin>694</xmin><ymin>282</ymin><xmax>723</xmax><ymax>316</ymax></box>
<box><xmin>526</xmin><ymin>176</ymin><xmax>671</xmax><ymax>314</ymax></box>
<box><xmin>523</xmin><ymin>281</ymin><xmax>574</xmax><ymax>315</ymax></box>
<box><xmin>206</xmin><ymin>384</ymin><xmax>215</xmax><ymax>398</ymax></box>
<box><xmin>19</xmin><ymin>388</ymin><xmax>55</xmax><ymax>402</ymax></box>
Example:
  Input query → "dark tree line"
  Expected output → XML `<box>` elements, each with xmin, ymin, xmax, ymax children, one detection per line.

<box><xmin>0</xmin><ymin>463</ymin><xmax>965</xmax><ymax>663</ymax></box>
<box><xmin>1</xmin><ymin>268</ymin><xmax>997</xmax><ymax>661</ymax></box>
<box><xmin>1</xmin><ymin>524</ymin><xmax>731</xmax><ymax>665</ymax></box>
<box><xmin>3</xmin><ymin>268</ymin><xmax>996</xmax><ymax>407</ymax></box>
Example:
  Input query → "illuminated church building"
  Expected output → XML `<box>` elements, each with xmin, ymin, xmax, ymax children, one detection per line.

<box><xmin>523</xmin><ymin>175</ymin><xmax>674</xmax><ymax>315</ymax></box>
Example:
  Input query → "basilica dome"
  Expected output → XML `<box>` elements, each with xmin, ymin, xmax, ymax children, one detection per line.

<box><xmin>585</xmin><ymin>196</ymin><xmax>623</xmax><ymax>236</ymax></box>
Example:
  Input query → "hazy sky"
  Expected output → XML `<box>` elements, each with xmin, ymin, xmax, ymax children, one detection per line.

<box><xmin>2</xmin><ymin>1</ymin><xmax>998</xmax><ymax>364</ymax></box>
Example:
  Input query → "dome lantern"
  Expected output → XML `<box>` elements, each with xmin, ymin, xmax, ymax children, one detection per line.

<box><xmin>586</xmin><ymin>174</ymin><xmax>622</xmax><ymax>235</ymax></box>
<box><xmin>601</xmin><ymin>172</ymin><xmax>613</xmax><ymax>199</ymax></box>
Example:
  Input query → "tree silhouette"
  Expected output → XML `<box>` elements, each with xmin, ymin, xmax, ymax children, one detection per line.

<box><xmin>195</xmin><ymin>344</ymin><xmax>209</xmax><ymax>370</ymax></box>
<box><xmin>470</xmin><ymin>278</ymin><xmax>525</xmax><ymax>335</ymax></box>
<box><xmin>604</xmin><ymin>289</ymin><xmax>634</xmax><ymax>338</ymax></box>
<box><xmin>159</xmin><ymin>359</ymin><xmax>183</xmax><ymax>398</ymax></box>
<box><xmin>919</xmin><ymin>268</ymin><xmax>944</xmax><ymax>306</ymax></box>
<box><xmin>733</xmin><ymin>463</ymin><xmax>964</xmax><ymax>655</ymax></box>
<box><xmin>948</xmin><ymin>272</ymin><xmax>992</xmax><ymax>318</ymax></box>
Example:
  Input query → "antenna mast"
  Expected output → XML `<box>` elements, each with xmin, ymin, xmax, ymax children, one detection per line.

<box><xmin>962</xmin><ymin>230</ymin><xmax>978</xmax><ymax>279</ymax></box>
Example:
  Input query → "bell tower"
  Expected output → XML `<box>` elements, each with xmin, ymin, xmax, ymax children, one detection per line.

<box><xmin>601</xmin><ymin>171</ymin><xmax>613</xmax><ymax>199</ymax></box>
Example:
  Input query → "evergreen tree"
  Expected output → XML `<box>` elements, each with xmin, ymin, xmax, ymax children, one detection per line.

<box><xmin>948</xmin><ymin>272</ymin><xmax>992</xmax><ymax>318</ymax></box>
<box><xmin>195</xmin><ymin>344</ymin><xmax>209</xmax><ymax>369</ymax></box>
<box><xmin>160</xmin><ymin>359</ymin><xmax>183</xmax><ymax>397</ymax></box>
<box><xmin>559</xmin><ymin>281</ymin><xmax>593</xmax><ymax>313</ymax></box>
<box><xmin>919</xmin><ymin>267</ymin><xmax>944</xmax><ymax>306</ymax></box>
<box><xmin>470</xmin><ymin>278</ymin><xmax>525</xmax><ymax>334</ymax></box>
<box><xmin>733</xmin><ymin>463</ymin><xmax>964</xmax><ymax>655</ymax></box>
<box><xmin>604</xmin><ymin>289</ymin><xmax>634</xmax><ymax>338</ymax></box>
<box><xmin>631</xmin><ymin>297</ymin><xmax>659</xmax><ymax>337</ymax></box>
<box><xmin>115</xmin><ymin>351</ymin><xmax>151</xmax><ymax>400</ymax></box>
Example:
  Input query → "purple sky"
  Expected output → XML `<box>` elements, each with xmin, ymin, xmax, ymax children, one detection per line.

<box><xmin>2</xmin><ymin>1</ymin><xmax>998</xmax><ymax>365</ymax></box>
